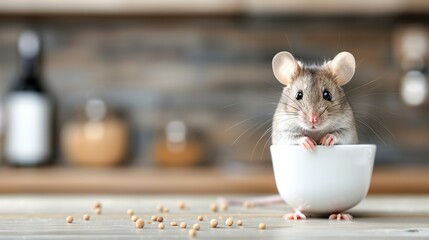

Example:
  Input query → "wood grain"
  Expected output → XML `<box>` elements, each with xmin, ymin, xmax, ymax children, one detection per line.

<box><xmin>0</xmin><ymin>195</ymin><xmax>428</xmax><ymax>239</ymax></box>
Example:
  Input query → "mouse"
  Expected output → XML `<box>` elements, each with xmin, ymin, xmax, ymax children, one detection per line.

<box><xmin>220</xmin><ymin>51</ymin><xmax>358</xmax><ymax>221</ymax></box>
<box><xmin>271</xmin><ymin>51</ymin><xmax>358</xmax><ymax>220</ymax></box>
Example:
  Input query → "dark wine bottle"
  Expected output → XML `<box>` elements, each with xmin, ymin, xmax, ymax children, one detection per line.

<box><xmin>3</xmin><ymin>30</ymin><xmax>53</xmax><ymax>166</ymax></box>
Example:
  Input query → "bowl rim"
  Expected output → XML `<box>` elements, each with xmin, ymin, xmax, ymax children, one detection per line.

<box><xmin>271</xmin><ymin>144</ymin><xmax>376</xmax><ymax>150</ymax></box>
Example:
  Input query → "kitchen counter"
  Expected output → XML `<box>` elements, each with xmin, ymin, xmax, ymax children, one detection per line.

<box><xmin>0</xmin><ymin>195</ymin><xmax>428</xmax><ymax>239</ymax></box>
<box><xmin>0</xmin><ymin>166</ymin><xmax>428</xmax><ymax>194</ymax></box>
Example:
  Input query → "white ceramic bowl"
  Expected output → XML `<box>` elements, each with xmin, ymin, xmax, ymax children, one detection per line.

<box><xmin>271</xmin><ymin>144</ymin><xmax>376</xmax><ymax>215</ymax></box>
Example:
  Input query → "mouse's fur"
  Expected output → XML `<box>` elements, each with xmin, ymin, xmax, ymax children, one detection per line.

<box><xmin>272</xmin><ymin>52</ymin><xmax>358</xmax><ymax>145</ymax></box>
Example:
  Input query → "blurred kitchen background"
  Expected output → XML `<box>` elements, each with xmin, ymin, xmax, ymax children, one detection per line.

<box><xmin>0</xmin><ymin>0</ymin><xmax>428</xmax><ymax>194</ymax></box>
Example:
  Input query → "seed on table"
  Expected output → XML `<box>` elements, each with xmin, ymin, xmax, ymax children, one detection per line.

<box><xmin>220</xmin><ymin>202</ymin><xmax>228</xmax><ymax>211</ymax></box>
<box><xmin>210</xmin><ymin>203</ymin><xmax>218</xmax><ymax>212</ymax></box>
<box><xmin>225</xmin><ymin>217</ymin><xmax>233</xmax><ymax>226</ymax></box>
<box><xmin>188</xmin><ymin>229</ymin><xmax>197</xmax><ymax>238</ymax></box>
<box><xmin>147</xmin><ymin>221</ymin><xmax>152</xmax><ymax>224</ymax></box>
<box><xmin>178</xmin><ymin>201</ymin><xmax>186</xmax><ymax>210</ymax></box>
<box><xmin>93</xmin><ymin>201</ymin><xmax>101</xmax><ymax>209</ymax></box>
<box><xmin>210</xmin><ymin>219</ymin><xmax>218</xmax><ymax>228</ymax></box>
<box><xmin>151</xmin><ymin>215</ymin><xmax>158</xmax><ymax>221</ymax></box>
<box><xmin>157</xmin><ymin>204</ymin><xmax>164</xmax><ymax>212</ymax></box>
<box><xmin>131</xmin><ymin>215</ymin><xmax>139</xmax><ymax>222</ymax></box>
<box><xmin>83</xmin><ymin>214</ymin><xmax>90</xmax><ymax>221</ymax></box>
<box><xmin>162</xmin><ymin>207</ymin><xmax>169</xmax><ymax>213</ymax></box>
<box><xmin>158</xmin><ymin>223</ymin><xmax>165</xmax><ymax>229</ymax></box>
<box><xmin>237</xmin><ymin>220</ymin><xmax>243</xmax><ymax>226</ymax></box>
<box><xmin>127</xmin><ymin>209</ymin><xmax>134</xmax><ymax>216</ymax></box>
<box><xmin>197</xmin><ymin>215</ymin><xmax>203</xmax><ymax>221</ymax></box>
<box><xmin>170</xmin><ymin>221</ymin><xmax>177</xmax><ymax>226</ymax></box>
<box><xmin>136</xmin><ymin>219</ymin><xmax>145</xmax><ymax>228</ymax></box>
<box><xmin>180</xmin><ymin>222</ymin><xmax>187</xmax><ymax>228</ymax></box>
<box><xmin>157</xmin><ymin>216</ymin><xmax>164</xmax><ymax>222</ymax></box>
<box><xmin>243</xmin><ymin>201</ymin><xmax>255</xmax><ymax>209</ymax></box>
<box><xmin>94</xmin><ymin>207</ymin><xmax>102</xmax><ymax>215</ymax></box>
<box><xmin>192</xmin><ymin>223</ymin><xmax>200</xmax><ymax>230</ymax></box>
<box><xmin>66</xmin><ymin>216</ymin><xmax>74</xmax><ymax>223</ymax></box>
<box><xmin>259</xmin><ymin>223</ymin><xmax>266</xmax><ymax>230</ymax></box>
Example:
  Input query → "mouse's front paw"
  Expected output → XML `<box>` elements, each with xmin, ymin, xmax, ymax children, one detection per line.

<box><xmin>320</xmin><ymin>134</ymin><xmax>336</xmax><ymax>146</ymax></box>
<box><xmin>329</xmin><ymin>213</ymin><xmax>353</xmax><ymax>220</ymax></box>
<box><xmin>298</xmin><ymin>137</ymin><xmax>316</xmax><ymax>152</ymax></box>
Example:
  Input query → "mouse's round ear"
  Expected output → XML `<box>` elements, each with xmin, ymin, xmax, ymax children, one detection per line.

<box><xmin>328</xmin><ymin>52</ymin><xmax>356</xmax><ymax>86</ymax></box>
<box><xmin>272</xmin><ymin>51</ymin><xmax>299</xmax><ymax>86</ymax></box>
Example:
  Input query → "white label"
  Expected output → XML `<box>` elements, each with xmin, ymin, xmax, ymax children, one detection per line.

<box><xmin>4</xmin><ymin>92</ymin><xmax>51</xmax><ymax>164</ymax></box>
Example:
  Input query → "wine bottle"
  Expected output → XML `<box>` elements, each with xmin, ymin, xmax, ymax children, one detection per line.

<box><xmin>3</xmin><ymin>30</ymin><xmax>53</xmax><ymax>166</ymax></box>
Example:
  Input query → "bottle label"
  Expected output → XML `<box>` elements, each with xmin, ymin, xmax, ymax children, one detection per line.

<box><xmin>4</xmin><ymin>92</ymin><xmax>51</xmax><ymax>164</ymax></box>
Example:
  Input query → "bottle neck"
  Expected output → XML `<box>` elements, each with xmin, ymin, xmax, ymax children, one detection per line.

<box><xmin>15</xmin><ymin>57</ymin><xmax>44</xmax><ymax>92</ymax></box>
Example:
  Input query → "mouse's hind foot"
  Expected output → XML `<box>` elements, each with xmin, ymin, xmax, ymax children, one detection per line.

<box><xmin>284</xmin><ymin>210</ymin><xmax>306</xmax><ymax>220</ymax></box>
<box><xmin>329</xmin><ymin>213</ymin><xmax>353</xmax><ymax>220</ymax></box>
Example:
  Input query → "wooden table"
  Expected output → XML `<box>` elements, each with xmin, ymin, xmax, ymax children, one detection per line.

<box><xmin>0</xmin><ymin>195</ymin><xmax>428</xmax><ymax>239</ymax></box>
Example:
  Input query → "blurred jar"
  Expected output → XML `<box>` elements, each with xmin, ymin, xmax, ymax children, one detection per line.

<box><xmin>154</xmin><ymin>120</ymin><xmax>205</xmax><ymax>167</ymax></box>
<box><xmin>62</xmin><ymin>98</ymin><xmax>128</xmax><ymax>167</ymax></box>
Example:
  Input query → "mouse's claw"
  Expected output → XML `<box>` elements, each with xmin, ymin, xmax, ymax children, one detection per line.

<box><xmin>284</xmin><ymin>210</ymin><xmax>307</xmax><ymax>220</ymax></box>
<box><xmin>298</xmin><ymin>137</ymin><xmax>317</xmax><ymax>152</ymax></box>
<box><xmin>329</xmin><ymin>213</ymin><xmax>353</xmax><ymax>220</ymax></box>
<box><xmin>320</xmin><ymin>134</ymin><xmax>336</xmax><ymax>146</ymax></box>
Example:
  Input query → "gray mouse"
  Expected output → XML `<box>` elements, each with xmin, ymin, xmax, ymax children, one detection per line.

<box><xmin>272</xmin><ymin>51</ymin><xmax>358</xmax><ymax>150</ymax></box>
<box><xmin>271</xmin><ymin>51</ymin><xmax>358</xmax><ymax>220</ymax></box>
<box><xmin>220</xmin><ymin>51</ymin><xmax>358</xmax><ymax>221</ymax></box>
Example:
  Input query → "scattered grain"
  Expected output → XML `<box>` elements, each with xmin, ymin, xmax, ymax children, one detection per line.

<box><xmin>83</xmin><ymin>214</ymin><xmax>90</xmax><ymax>221</ymax></box>
<box><xmin>158</xmin><ymin>223</ymin><xmax>165</xmax><ymax>229</ymax></box>
<box><xmin>156</xmin><ymin>204</ymin><xmax>164</xmax><ymax>212</ymax></box>
<box><xmin>259</xmin><ymin>223</ymin><xmax>266</xmax><ymax>230</ymax></box>
<box><xmin>197</xmin><ymin>215</ymin><xmax>203</xmax><ymax>221</ymax></box>
<box><xmin>225</xmin><ymin>217</ymin><xmax>233</xmax><ymax>226</ymax></box>
<box><xmin>192</xmin><ymin>223</ymin><xmax>200</xmax><ymax>230</ymax></box>
<box><xmin>151</xmin><ymin>215</ymin><xmax>158</xmax><ymax>221</ymax></box>
<box><xmin>188</xmin><ymin>229</ymin><xmax>197</xmax><ymax>238</ymax></box>
<box><xmin>127</xmin><ymin>209</ymin><xmax>134</xmax><ymax>216</ymax></box>
<box><xmin>220</xmin><ymin>202</ymin><xmax>228</xmax><ymax>211</ymax></box>
<box><xmin>131</xmin><ymin>215</ymin><xmax>139</xmax><ymax>222</ymax></box>
<box><xmin>237</xmin><ymin>220</ymin><xmax>243</xmax><ymax>226</ymax></box>
<box><xmin>180</xmin><ymin>222</ymin><xmax>187</xmax><ymax>228</ymax></box>
<box><xmin>243</xmin><ymin>201</ymin><xmax>255</xmax><ymax>209</ymax></box>
<box><xmin>157</xmin><ymin>216</ymin><xmax>164</xmax><ymax>222</ymax></box>
<box><xmin>210</xmin><ymin>203</ymin><xmax>218</xmax><ymax>212</ymax></box>
<box><xmin>178</xmin><ymin>201</ymin><xmax>186</xmax><ymax>210</ymax></box>
<box><xmin>66</xmin><ymin>216</ymin><xmax>74</xmax><ymax>223</ymax></box>
<box><xmin>170</xmin><ymin>221</ymin><xmax>178</xmax><ymax>226</ymax></box>
<box><xmin>95</xmin><ymin>207</ymin><xmax>102</xmax><ymax>215</ymax></box>
<box><xmin>210</xmin><ymin>219</ymin><xmax>218</xmax><ymax>228</ymax></box>
<box><xmin>136</xmin><ymin>219</ymin><xmax>145</xmax><ymax>228</ymax></box>
<box><xmin>93</xmin><ymin>201</ymin><xmax>101</xmax><ymax>209</ymax></box>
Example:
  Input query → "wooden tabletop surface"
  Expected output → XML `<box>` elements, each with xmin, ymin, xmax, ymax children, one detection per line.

<box><xmin>0</xmin><ymin>195</ymin><xmax>428</xmax><ymax>239</ymax></box>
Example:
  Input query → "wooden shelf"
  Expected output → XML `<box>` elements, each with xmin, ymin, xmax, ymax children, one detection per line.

<box><xmin>0</xmin><ymin>0</ymin><xmax>428</xmax><ymax>16</ymax></box>
<box><xmin>0</xmin><ymin>166</ymin><xmax>428</xmax><ymax>194</ymax></box>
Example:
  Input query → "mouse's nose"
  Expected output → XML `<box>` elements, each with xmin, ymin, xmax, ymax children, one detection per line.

<box><xmin>309</xmin><ymin>113</ymin><xmax>318</xmax><ymax>124</ymax></box>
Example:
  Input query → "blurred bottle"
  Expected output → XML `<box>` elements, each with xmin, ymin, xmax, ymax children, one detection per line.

<box><xmin>62</xmin><ymin>98</ymin><xmax>129</xmax><ymax>167</ymax></box>
<box><xmin>154</xmin><ymin>120</ymin><xmax>205</xmax><ymax>167</ymax></box>
<box><xmin>3</xmin><ymin>30</ymin><xmax>54</xmax><ymax>166</ymax></box>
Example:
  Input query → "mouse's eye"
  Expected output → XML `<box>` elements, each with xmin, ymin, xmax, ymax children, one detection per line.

<box><xmin>296</xmin><ymin>91</ymin><xmax>303</xmax><ymax>100</ymax></box>
<box><xmin>323</xmin><ymin>90</ymin><xmax>332</xmax><ymax>101</ymax></box>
